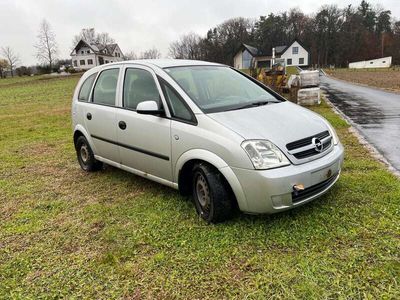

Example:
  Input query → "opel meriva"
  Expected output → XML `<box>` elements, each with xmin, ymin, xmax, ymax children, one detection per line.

<box><xmin>72</xmin><ymin>59</ymin><xmax>344</xmax><ymax>223</ymax></box>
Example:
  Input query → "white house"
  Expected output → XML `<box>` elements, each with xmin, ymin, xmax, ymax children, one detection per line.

<box><xmin>233</xmin><ymin>39</ymin><xmax>310</xmax><ymax>69</ymax></box>
<box><xmin>70</xmin><ymin>40</ymin><xmax>124</xmax><ymax>70</ymax></box>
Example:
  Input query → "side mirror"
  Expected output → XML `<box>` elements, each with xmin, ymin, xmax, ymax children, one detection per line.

<box><xmin>136</xmin><ymin>101</ymin><xmax>164</xmax><ymax>115</ymax></box>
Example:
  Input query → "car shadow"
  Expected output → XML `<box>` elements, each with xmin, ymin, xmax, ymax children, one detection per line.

<box><xmin>101</xmin><ymin>163</ymin><xmax>337</xmax><ymax>226</ymax></box>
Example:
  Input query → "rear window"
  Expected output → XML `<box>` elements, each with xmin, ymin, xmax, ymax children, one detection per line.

<box><xmin>78</xmin><ymin>73</ymin><xmax>97</xmax><ymax>101</ymax></box>
<box><xmin>92</xmin><ymin>69</ymin><xmax>119</xmax><ymax>106</ymax></box>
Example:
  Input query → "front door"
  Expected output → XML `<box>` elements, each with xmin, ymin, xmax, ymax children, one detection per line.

<box><xmin>116</xmin><ymin>66</ymin><xmax>172</xmax><ymax>181</ymax></box>
<box><xmin>98</xmin><ymin>56</ymin><xmax>104</xmax><ymax>65</ymax></box>
<box><xmin>83</xmin><ymin>67</ymin><xmax>120</xmax><ymax>163</ymax></box>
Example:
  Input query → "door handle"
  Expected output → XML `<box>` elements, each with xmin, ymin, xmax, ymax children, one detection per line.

<box><xmin>86</xmin><ymin>113</ymin><xmax>92</xmax><ymax>120</ymax></box>
<box><xmin>118</xmin><ymin>121</ymin><xmax>127</xmax><ymax>130</ymax></box>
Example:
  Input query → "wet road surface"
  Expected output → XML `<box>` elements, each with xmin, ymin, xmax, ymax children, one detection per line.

<box><xmin>320</xmin><ymin>75</ymin><xmax>400</xmax><ymax>171</ymax></box>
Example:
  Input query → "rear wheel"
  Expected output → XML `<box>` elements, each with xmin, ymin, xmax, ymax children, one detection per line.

<box><xmin>75</xmin><ymin>136</ymin><xmax>103</xmax><ymax>172</ymax></box>
<box><xmin>192</xmin><ymin>163</ymin><xmax>234</xmax><ymax>223</ymax></box>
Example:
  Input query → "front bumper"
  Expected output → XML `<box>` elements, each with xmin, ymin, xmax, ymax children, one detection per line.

<box><xmin>231</xmin><ymin>143</ymin><xmax>344</xmax><ymax>214</ymax></box>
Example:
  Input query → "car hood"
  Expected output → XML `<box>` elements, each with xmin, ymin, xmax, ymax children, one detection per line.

<box><xmin>208</xmin><ymin>101</ymin><xmax>329</xmax><ymax>151</ymax></box>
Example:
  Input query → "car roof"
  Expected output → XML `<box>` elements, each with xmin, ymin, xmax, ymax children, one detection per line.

<box><xmin>107</xmin><ymin>59</ymin><xmax>224</xmax><ymax>69</ymax></box>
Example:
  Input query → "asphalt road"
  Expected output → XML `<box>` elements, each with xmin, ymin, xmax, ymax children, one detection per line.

<box><xmin>320</xmin><ymin>75</ymin><xmax>400</xmax><ymax>172</ymax></box>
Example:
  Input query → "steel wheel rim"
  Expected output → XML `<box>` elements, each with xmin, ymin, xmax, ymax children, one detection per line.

<box><xmin>80</xmin><ymin>144</ymin><xmax>89</xmax><ymax>164</ymax></box>
<box><xmin>196</xmin><ymin>173</ymin><xmax>210</xmax><ymax>210</ymax></box>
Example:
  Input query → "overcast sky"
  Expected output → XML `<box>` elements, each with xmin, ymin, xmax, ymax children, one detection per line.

<box><xmin>0</xmin><ymin>0</ymin><xmax>399</xmax><ymax>65</ymax></box>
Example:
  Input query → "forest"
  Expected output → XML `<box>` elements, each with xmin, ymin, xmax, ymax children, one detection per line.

<box><xmin>169</xmin><ymin>0</ymin><xmax>400</xmax><ymax>67</ymax></box>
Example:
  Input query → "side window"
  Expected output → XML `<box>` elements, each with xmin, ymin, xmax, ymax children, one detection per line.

<box><xmin>78</xmin><ymin>73</ymin><xmax>97</xmax><ymax>102</ymax></box>
<box><xmin>160</xmin><ymin>79</ymin><xmax>195</xmax><ymax>123</ymax></box>
<box><xmin>123</xmin><ymin>68</ymin><xmax>161</xmax><ymax>110</ymax></box>
<box><xmin>92</xmin><ymin>68</ymin><xmax>119</xmax><ymax>106</ymax></box>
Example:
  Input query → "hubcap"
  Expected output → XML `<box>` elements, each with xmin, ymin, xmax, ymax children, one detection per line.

<box><xmin>80</xmin><ymin>144</ymin><xmax>89</xmax><ymax>163</ymax></box>
<box><xmin>196</xmin><ymin>173</ymin><xmax>210</xmax><ymax>209</ymax></box>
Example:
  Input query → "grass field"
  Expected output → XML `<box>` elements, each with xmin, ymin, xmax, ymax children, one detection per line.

<box><xmin>325</xmin><ymin>68</ymin><xmax>400</xmax><ymax>93</ymax></box>
<box><xmin>0</xmin><ymin>75</ymin><xmax>399</xmax><ymax>299</ymax></box>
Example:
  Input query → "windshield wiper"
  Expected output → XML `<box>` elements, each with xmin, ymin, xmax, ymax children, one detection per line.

<box><xmin>236</xmin><ymin>100</ymin><xmax>272</xmax><ymax>110</ymax></box>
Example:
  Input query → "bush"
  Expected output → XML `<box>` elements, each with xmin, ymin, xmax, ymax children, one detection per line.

<box><xmin>16</xmin><ymin>66</ymin><xmax>32</xmax><ymax>77</ymax></box>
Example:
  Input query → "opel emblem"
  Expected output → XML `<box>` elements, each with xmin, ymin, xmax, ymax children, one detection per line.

<box><xmin>312</xmin><ymin>137</ymin><xmax>323</xmax><ymax>152</ymax></box>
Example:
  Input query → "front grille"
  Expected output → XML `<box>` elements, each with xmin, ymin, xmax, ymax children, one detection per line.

<box><xmin>287</xmin><ymin>131</ymin><xmax>329</xmax><ymax>151</ymax></box>
<box><xmin>286</xmin><ymin>131</ymin><xmax>331</xmax><ymax>159</ymax></box>
<box><xmin>292</xmin><ymin>172</ymin><xmax>339</xmax><ymax>203</ymax></box>
<box><xmin>293</xmin><ymin>139</ymin><xmax>332</xmax><ymax>159</ymax></box>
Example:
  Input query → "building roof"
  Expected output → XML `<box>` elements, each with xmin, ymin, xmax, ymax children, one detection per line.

<box><xmin>235</xmin><ymin>39</ymin><xmax>309</xmax><ymax>58</ymax></box>
<box><xmin>71</xmin><ymin>40</ymin><xmax>121</xmax><ymax>57</ymax></box>
<box><xmin>241</xmin><ymin>44</ymin><xmax>271</xmax><ymax>56</ymax></box>
<box><xmin>274</xmin><ymin>45</ymin><xmax>287</xmax><ymax>54</ymax></box>
<box><xmin>276</xmin><ymin>39</ymin><xmax>310</xmax><ymax>55</ymax></box>
<box><xmin>241</xmin><ymin>44</ymin><xmax>260</xmax><ymax>56</ymax></box>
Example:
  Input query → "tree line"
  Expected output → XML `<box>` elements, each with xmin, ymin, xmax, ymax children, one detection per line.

<box><xmin>1</xmin><ymin>0</ymin><xmax>399</xmax><ymax>78</ymax></box>
<box><xmin>168</xmin><ymin>0</ymin><xmax>400</xmax><ymax>67</ymax></box>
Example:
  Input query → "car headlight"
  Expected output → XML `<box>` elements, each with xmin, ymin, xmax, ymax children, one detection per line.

<box><xmin>321</xmin><ymin>118</ymin><xmax>339</xmax><ymax>145</ymax></box>
<box><xmin>241</xmin><ymin>140</ymin><xmax>290</xmax><ymax>170</ymax></box>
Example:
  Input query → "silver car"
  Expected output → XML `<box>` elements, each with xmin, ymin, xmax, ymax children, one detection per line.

<box><xmin>72</xmin><ymin>59</ymin><xmax>344</xmax><ymax>223</ymax></box>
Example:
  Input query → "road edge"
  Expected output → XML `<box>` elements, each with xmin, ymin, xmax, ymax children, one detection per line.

<box><xmin>322</xmin><ymin>91</ymin><xmax>400</xmax><ymax>178</ymax></box>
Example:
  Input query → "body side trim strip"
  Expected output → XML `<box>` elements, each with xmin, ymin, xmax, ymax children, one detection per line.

<box><xmin>91</xmin><ymin>134</ymin><xmax>170</xmax><ymax>161</ymax></box>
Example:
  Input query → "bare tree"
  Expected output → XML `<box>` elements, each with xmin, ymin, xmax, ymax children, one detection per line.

<box><xmin>124</xmin><ymin>51</ymin><xmax>138</xmax><ymax>60</ymax></box>
<box><xmin>169</xmin><ymin>32</ymin><xmax>202</xmax><ymax>59</ymax></box>
<box><xmin>96</xmin><ymin>32</ymin><xmax>115</xmax><ymax>45</ymax></box>
<box><xmin>35</xmin><ymin>19</ymin><xmax>58</xmax><ymax>70</ymax></box>
<box><xmin>0</xmin><ymin>58</ymin><xmax>9</xmax><ymax>78</ymax></box>
<box><xmin>72</xmin><ymin>28</ymin><xmax>115</xmax><ymax>48</ymax></box>
<box><xmin>72</xmin><ymin>28</ymin><xmax>96</xmax><ymax>46</ymax></box>
<box><xmin>1</xmin><ymin>47</ymin><xmax>20</xmax><ymax>77</ymax></box>
<box><xmin>140</xmin><ymin>48</ymin><xmax>162</xmax><ymax>59</ymax></box>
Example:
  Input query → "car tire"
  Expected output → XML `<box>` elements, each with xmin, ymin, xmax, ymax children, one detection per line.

<box><xmin>75</xmin><ymin>136</ymin><xmax>103</xmax><ymax>172</ymax></box>
<box><xmin>192</xmin><ymin>163</ymin><xmax>234</xmax><ymax>223</ymax></box>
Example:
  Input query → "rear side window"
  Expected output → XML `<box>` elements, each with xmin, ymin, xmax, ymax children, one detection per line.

<box><xmin>92</xmin><ymin>68</ymin><xmax>119</xmax><ymax>106</ymax></box>
<box><xmin>123</xmin><ymin>68</ymin><xmax>161</xmax><ymax>110</ymax></box>
<box><xmin>160</xmin><ymin>79</ymin><xmax>196</xmax><ymax>124</ymax></box>
<box><xmin>78</xmin><ymin>73</ymin><xmax>97</xmax><ymax>101</ymax></box>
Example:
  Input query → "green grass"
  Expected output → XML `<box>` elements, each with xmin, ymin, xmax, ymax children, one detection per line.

<box><xmin>0</xmin><ymin>75</ymin><xmax>399</xmax><ymax>299</ymax></box>
<box><xmin>285</xmin><ymin>66</ymin><xmax>299</xmax><ymax>76</ymax></box>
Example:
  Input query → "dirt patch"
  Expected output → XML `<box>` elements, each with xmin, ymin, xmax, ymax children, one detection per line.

<box><xmin>19</xmin><ymin>141</ymin><xmax>58</xmax><ymax>157</ymax></box>
<box><xmin>325</xmin><ymin>68</ymin><xmax>400</xmax><ymax>93</ymax></box>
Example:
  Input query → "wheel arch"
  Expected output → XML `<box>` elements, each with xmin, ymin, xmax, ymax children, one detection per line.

<box><xmin>175</xmin><ymin>149</ymin><xmax>248</xmax><ymax>212</ymax></box>
<box><xmin>73</xmin><ymin>125</ymin><xmax>96</xmax><ymax>152</ymax></box>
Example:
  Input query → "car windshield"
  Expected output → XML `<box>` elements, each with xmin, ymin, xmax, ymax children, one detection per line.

<box><xmin>164</xmin><ymin>66</ymin><xmax>281</xmax><ymax>113</ymax></box>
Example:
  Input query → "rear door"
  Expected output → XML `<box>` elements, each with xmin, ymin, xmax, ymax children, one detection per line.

<box><xmin>82</xmin><ymin>66</ymin><xmax>121</xmax><ymax>163</ymax></box>
<box><xmin>116</xmin><ymin>65</ymin><xmax>172</xmax><ymax>181</ymax></box>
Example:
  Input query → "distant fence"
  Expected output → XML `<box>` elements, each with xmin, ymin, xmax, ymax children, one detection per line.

<box><xmin>349</xmin><ymin>56</ymin><xmax>392</xmax><ymax>69</ymax></box>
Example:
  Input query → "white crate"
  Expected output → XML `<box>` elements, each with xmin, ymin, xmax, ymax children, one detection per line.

<box><xmin>297</xmin><ymin>87</ymin><xmax>321</xmax><ymax>106</ymax></box>
<box><xmin>300</xmin><ymin>70</ymin><xmax>319</xmax><ymax>87</ymax></box>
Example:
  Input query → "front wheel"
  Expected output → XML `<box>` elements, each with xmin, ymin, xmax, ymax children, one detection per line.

<box><xmin>75</xmin><ymin>136</ymin><xmax>103</xmax><ymax>172</ymax></box>
<box><xmin>192</xmin><ymin>163</ymin><xmax>234</xmax><ymax>223</ymax></box>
